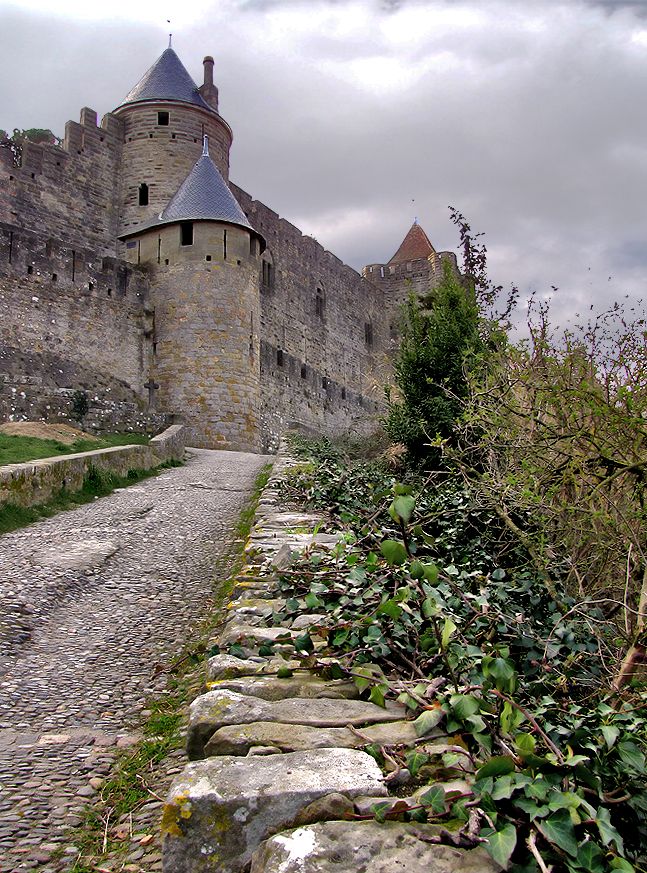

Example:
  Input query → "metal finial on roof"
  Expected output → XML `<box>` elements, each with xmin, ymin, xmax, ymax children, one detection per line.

<box><xmin>169</xmin><ymin>33</ymin><xmax>173</xmax><ymax>48</ymax></box>
<box><xmin>202</xmin><ymin>135</ymin><xmax>209</xmax><ymax>157</ymax></box>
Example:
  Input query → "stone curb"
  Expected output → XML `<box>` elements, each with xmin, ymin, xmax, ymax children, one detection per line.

<box><xmin>161</xmin><ymin>441</ymin><xmax>500</xmax><ymax>873</ymax></box>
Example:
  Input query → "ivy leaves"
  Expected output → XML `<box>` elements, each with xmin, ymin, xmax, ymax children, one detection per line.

<box><xmin>277</xmin><ymin>437</ymin><xmax>647</xmax><ymax>872</ymax></box>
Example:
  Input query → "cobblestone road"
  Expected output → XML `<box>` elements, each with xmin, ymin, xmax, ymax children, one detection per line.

<box><xmin>0</xmin><ymin>449</ymin><xmax>269</xmax><ymax>872</ymax></box>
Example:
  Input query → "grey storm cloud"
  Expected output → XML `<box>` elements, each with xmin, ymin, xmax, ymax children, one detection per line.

<box><xmin>0</xmin><ymin>0</ymin><xmax>645</xmax><ymax>326</ymax></box>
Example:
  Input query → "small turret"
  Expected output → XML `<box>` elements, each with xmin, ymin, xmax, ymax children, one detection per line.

<box><xmin>199</xmin><ymin>56</ymin><xmax>219</xmax><ymax>112</ymax></box>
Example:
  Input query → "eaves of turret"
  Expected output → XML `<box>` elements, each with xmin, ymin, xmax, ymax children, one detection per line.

<box><xmin>114</xmin><ymin>47</ymin><xmax>215</xmax><ymax>113</ymax></box>
<box><xmin>119</xmin><ymin>143</ymin><xmax>266</xmax><ymax>251</ymax></box>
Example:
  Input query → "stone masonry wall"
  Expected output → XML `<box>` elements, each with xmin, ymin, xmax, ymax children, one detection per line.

<box><xmin>0</xmin><ymin>108</ymin><xmax>124</xmax><ymax>255</ymax></box>
<box><xmin>232</xmin><ymin>184</ymin><xmax>391</xmax><ymax>452</ymax></box>
<box><xmin>0</xmin><ymin>222</ymin><xmax>157</xmax><ymax>431</ymax></box>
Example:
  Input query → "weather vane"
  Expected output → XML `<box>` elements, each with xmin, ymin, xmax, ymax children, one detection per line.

<box><xmin>168</xmin><ymin>20</ymin><xmax>172</xmax><ymax>48</ymax></box>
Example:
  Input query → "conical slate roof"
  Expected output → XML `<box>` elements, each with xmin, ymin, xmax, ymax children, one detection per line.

<box><xmin>116</xmin><ymin>47</ymin><xmax>212</xmax><ymax>112</ymax></box>
<box><xmin>120</xmin><ymin>139</ymin><xmax>265</xmax><ymax>249</ymax></box>
<box><xmin>388</xmin><ymin>222</ymin><xmax>437</xmax><ymax>264</ymax></box>
<box><xmin>161</xmin><ymin>145</ymin><xmax>252</xmax><ymax>228</ymax></box>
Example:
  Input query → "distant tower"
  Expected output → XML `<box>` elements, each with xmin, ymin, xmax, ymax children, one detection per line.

<box><xmin>113</xmin><ymin>47</ymin><xmax>232</xmax><ymax>236</ymax></box>
<box><xmin>362</xmin><ymin>221</ymin><xmax>458</xmax><ymax>342</ymax></box>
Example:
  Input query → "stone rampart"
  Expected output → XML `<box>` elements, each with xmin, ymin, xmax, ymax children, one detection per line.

<box><xmin>0</xmin><ymin>222</ymin><xmax>158</xmax><ymax>431</ymax></box>
<box><xmin>231</xmin><ymin>184</ymin><xmax>390</xmax><ymax>451</ymax></box>
<box><xmin>0</xmin><ymin>424</ymin><xmax>186</xmax><ymax>509</ymax></box>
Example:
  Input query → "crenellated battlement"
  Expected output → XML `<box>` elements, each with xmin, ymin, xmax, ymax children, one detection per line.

<box><xmin>0</xmin><ymin>108</ymin><xmax>124</xmax><ymax>255</ymax></box>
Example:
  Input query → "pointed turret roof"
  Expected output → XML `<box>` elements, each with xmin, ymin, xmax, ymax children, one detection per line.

<box><xmin>116</xmin><ymin>47</ymin><xmax>213</xmax><ymax>112</ymax></box>
<box><xmin>388</xmin><ymin>221</ymin><xmax>437</xmax><ymax>264</ymax></box>
<box><xmin>119</xmin><ymin>138</ymin><xmax>265</xmax><ymax>249</ymax></box>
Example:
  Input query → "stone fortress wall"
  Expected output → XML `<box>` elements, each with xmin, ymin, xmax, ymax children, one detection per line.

<box><xmin>0</xmin><ymin>48</ymin><xmax>452</xmax><ymax>452</ymax></box>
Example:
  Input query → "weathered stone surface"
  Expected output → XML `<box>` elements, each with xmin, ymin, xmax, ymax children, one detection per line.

<box><xmin>249</xmin><ymin>821</ymin><xmax>501</xmax><ymax>873</ymax></box>
<box><xmin>188</xmin><ymin>690</ymin><xmax>407</xmax><ymax>759</ymax></box>
<box><xmin>225</xmin><ymin>597</ymin><xmax>285</xmax><ymax>619</ymax></box>
<box><xmin>0</xmin><ymin>448</ymin><xmax>267</xmax><ymax>870</ymax></box>
<box><xmin>207</xmin><ymin>654</ymin><xmax>301</xmax><ymax>680</ymax></box>
<box><xmin>161</xmin><ymin>749</ymin><xmax>387</xmax><ymax>873</ymax></box>
<box><xmin>204</xmin><ymin>719</ymin><xmax>418</xmax><ymax>757</ymax></box>
<box><xmin>219</xmin><ymin>621</ymin><xmax>300</xmax><ymax>647</ymax></box>
<box><xmin>291</xmin><ymin>613</ymin><xmax>327</xmax><ymax>630</ymax></box>
<box><xmin>293</xmin><ymin>793</ymin><xmax>355</xmax><ymax>826</ymax></box>
<box><xmin>207</xmin><ymin>674</ymin><xmax>358</xmax><ymax>702</ymax></box>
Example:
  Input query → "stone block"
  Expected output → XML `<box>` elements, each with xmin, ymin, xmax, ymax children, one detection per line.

<box><xmin>207</xmin><ymin>674</ymin><xmax>358</xmax><ymax>702</ymax></box>
<box><xmin>204</xmin><ymin>718</ymin><xmax>418</xmax><ymax>757</ymax></box>
<box><xmin>206</xmin><ymin>654</ymin><xmax>301</xmax><ymax>680</ymax></box>
<box><xmin>249</xmin><ymin>821</ymin><xmax>502</xmax><ymax>873</ymax></box>
<box><xmin>161</xmin><ymin>749</ymin><xmax>387</xmax><ymax>873</ymax></box>
<box><xmin>187</xmin><ymin>690</ymin><xmax>406</xmax><ymax>759</ymax></box>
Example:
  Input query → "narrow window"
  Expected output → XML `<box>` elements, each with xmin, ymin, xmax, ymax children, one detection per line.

<box><xmin>27</xmin><ymin>265</ymin><xmax>33</xmax><ymax>275</ymax></box>
<box><xmin>277</xmin><ymin>349</ymin><xmax>284</xmax><ymax>367</ymax></box>
<box><xmin>157</xmin><ymin>237</ymin><xmax>161</xmax><ymax>264</ymax></box>
<box><xmin>322</xmin><ymin>376</ymin><xmax>328</xmax><ymax>390</ymax></box>
<box><xmin>315</xmin><ymin>288</ymin><xmax>324</xmax><ymax>319</ymax></box>
<box><xmin>341</xmin><ymin>387</ymin><xmax>346</xmax><ymax>400</ymax></box>
<box><xmin>364</xmin><ymin>321</ymin><xmax>373</xmax><ymax>347</ymax></box>
<box><xmin>8</xmin><ymin>231</ymin><xmax>13</xmax><ymax>263</ymax></box>
<box><xmin>180</xmin><ymin>222</ymin><xmax>194</xmax><ymax>246</ymax></box>
<box><xmin>71</xmin><ymin>250</ymin><xmax>76</xmax><ymax>281</ymax></box>
<box><xmin>51</xmin><ymin>273</ymin><xmax>57</xmax><ymax>282</ymax></box>
<box><xmin>300</xmin><ymin>364</ymin><xmax>307</xmax><ymax>379</ymax></box>
<box><xmin>223</xmin><ymin>229</ymin><xmax>227</xmax><ymax>260</ymax></box>
<box><xmin>137</xmin><ymin>241</ymin><xmax>141</xmax><ymax>264</ymax></box>
<box><xmin>250</xmin><ymin>237</ymin><xmax>257</xmax><ymax>257</ymax></box>
<box><xmin>157</xmin><ymin>111</ymin><xmax>169</xmax><ymax>126</ymax></box>
<box><xmin>88</xmin><ymin>281</ymin><xmax>94</xmax><ymax>291</ymax></box>
<box><xmin>138</xmin><ymin>183</ymin><xmax>149</xmax><ymax>206</ymax></box>
<box><xmin>107</xmin><ymin>288</ymin><xmax>112</xmax><ymax>297</ymax></box>
<box><xmin>205</xmin><ymin>254</ymin><xmax>212</xmax><ymax>262</ymax></box>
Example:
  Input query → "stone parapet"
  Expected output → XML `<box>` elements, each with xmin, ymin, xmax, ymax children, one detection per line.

<box><xmin>0</xmin><ymin>424</ymin><xmax>185</xmax><ymax>509</ymax></box>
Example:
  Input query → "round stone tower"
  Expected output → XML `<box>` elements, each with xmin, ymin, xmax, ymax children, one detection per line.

<box><xmin>120</xmin><ymin>136</ymin><xmax>266</xmax><ymax>451</ymax></box>
<box><xmin>113</xmin><ymin>45</ymin><xmax>233</xmax><ymax>235</ymax></box>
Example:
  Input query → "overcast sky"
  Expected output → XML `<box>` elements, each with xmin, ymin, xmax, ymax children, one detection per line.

<box><xmin>1</xmin><ymin>0</ymin><xmax>645</xmax><ymax>326</ymax></box>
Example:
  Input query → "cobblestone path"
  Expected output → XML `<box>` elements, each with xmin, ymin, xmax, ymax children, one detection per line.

<box><xmin>0</xmin><ymin>449</ymin><xmax>269</xmax><ymax>872</ymax></box>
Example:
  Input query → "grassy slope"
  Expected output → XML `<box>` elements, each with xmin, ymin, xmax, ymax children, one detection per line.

<box><xmin>0</xmin><ymin>432</ymin><xmax>150</xmax><ymax>466</ymax></box>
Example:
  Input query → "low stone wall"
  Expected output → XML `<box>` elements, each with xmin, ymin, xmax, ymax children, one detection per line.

<box><xmin>161</xmin><ymin>446</ymin><xmax>498</xmax><ymax>873</ymax></box>
<box><xmin>0</xmin><ymin>425</ymin><xmax>186</xmax><ymax>509</ymax></box>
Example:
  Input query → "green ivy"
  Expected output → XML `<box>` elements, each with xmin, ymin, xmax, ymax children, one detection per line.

<box><xmin>272</xmin><ymin>436</ymin><xmax>647</xmax><ymax>872</ymax></box>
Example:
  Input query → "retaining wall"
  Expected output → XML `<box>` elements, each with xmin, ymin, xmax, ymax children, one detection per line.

<box><xmin>0</xmin><ymin>424</ymin><xmax>186</xmax><ymax>509</ymax></box>
<box><xmin>160</xmin><ymin>443</ymin><xmax>498</xmax><ymax>873</ymax></box>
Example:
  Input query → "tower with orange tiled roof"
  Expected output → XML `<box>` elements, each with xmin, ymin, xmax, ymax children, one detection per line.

<box><xmin>362</xmin><ymin>221</ymin><xmax>458</xmax><ymax>342</ymax></box>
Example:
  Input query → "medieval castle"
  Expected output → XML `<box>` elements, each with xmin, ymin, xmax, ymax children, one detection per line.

<box><xmin>0</xmin><ymin>45</ymin><xmax>456</xmax><ymax>452</ymax></box>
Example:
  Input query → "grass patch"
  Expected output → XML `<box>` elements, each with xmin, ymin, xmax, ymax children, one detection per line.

<box><xmin>0</xmin><ymin>460</ymin><xmax>182</xmax><ymax>537</ymax></box>
<box><xmin>63</xmin><ymin>460</ymin><xmax>273</xmax><ymax>872</ymax></box>
<box><xmin>0</xmin><ymin>431</ymin><xmax>150</xmax><ymax>466</ymax></box>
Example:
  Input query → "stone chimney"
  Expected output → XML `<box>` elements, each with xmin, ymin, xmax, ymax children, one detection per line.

<box><xmin>199</xmin><ymin>55</ymin><xmax>219</xmax><ymax>112</ymax></box>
